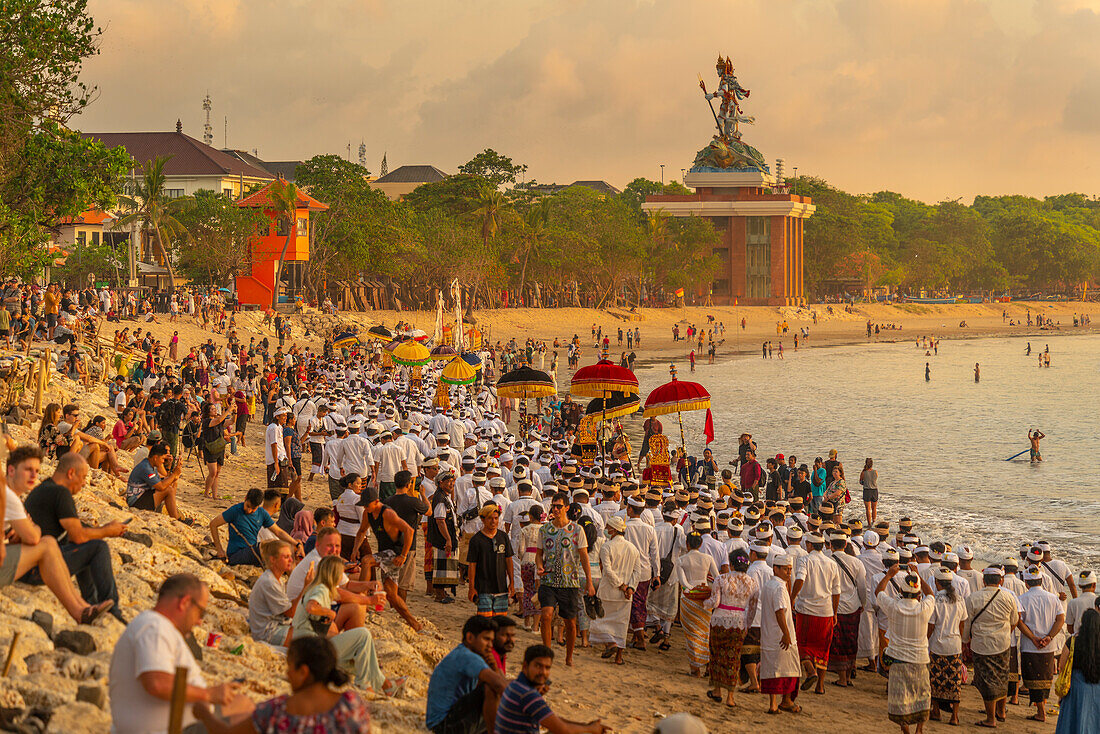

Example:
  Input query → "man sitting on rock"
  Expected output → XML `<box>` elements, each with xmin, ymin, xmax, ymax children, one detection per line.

<box><xmin>209</xmin><ymin>487</ymin><xmax>301</xmax><ymax>567</ymax></box>
<box><xmin>125</xmin><ymin>442</ymin><xmax>182</xmax><ymax>521</ymax></box>
<box><xmin>22</xmin><ymin>452</ymin><xmax>125</xmax><ymax>621</ymax></box>
<box><xmin>2</xmin><ymin>445</ymin><xmax>114</xmax><ymax>624</ymax></box>
<box><xmin>285</xmin><ymin>526</ymin><xmax>380</xmax><ymax>635</ymax></box>
<box><xmin>248</xmin><ymin>539</ymin><xmax>312</xmax><ymax>647</ymax></box>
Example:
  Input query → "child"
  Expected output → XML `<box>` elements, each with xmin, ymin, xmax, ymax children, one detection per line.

<box><xmin>519</xmin><ymin>504</ymin><xmax>544</xmax><ymax>632</ymax></box>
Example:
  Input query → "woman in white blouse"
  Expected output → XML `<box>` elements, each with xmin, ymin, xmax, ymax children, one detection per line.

<box><xmin>926</xmin><ymin>567</ymin><xmax>968</xmax><ymax>726</ymax></box>
<box><xmin>673</xmin><ymin>532</ymin><xmax>720</xmax><ymax>677</ymax></box>
<box><xmin>704</xmin><ymin>546</ymin><xmax>759</xmax><ymax>707</ymax></box>
<box><xmin>876</xmin><ymin>564</ymin><xmax>935</xmax><ymax>734</ymax></box>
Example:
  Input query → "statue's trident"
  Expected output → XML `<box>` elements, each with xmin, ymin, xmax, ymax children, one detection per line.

<box><xmin>698</xmin><ymin>73</ymin><xmax>725</xmax><ymax>142</ymax></box>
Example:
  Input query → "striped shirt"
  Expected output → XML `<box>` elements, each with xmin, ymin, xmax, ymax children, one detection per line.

<box><xmin>494</xmin><ymin>673</ymin><xmax>553</xmax><ymax>734</ymax></box>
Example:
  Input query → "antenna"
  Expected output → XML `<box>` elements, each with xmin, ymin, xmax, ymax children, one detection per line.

<box><xmin>202</xmin><ymin>93</ymin><xmax>213</xmax><ymax>146</ymax></box>
<box><xmin>223</xmin><ymin>116</ymin><xmax>227</xmax><ymax>148</ymax></box>
<box><xmin>358</xmin><ymin>141</ymin><xmax>366</xmax><ymax>167</ymax></box>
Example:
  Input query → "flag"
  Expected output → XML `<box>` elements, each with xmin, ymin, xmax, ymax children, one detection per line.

<box><xmin>674</xmin><ymin>287</ymin><xmax>684</xmax><ymax>298</ymax></box>
<box><xmin>703</xmin><ymin>408</ymin><xmax>714</xmax><ymax>444</ymax></box>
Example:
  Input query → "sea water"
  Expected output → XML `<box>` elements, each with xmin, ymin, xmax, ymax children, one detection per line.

<box><xmin>635</xmin><ymin>333</ymin><xmax>1100</xmax><ymax>570</ymax></box>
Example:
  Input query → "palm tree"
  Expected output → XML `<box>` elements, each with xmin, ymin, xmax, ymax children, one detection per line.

<box><xmin>267</xmin><ymin>178</ymin><xmax>300</xmax><ymax>309</ymax></box>
<box><xmin>117</xmin><ymin>156</ymin><xmax>185</xmax><ymax>288</ymax></box>
<box><xmin>468</xmin><ymin>186</ymin><xmax>511</xmax><ymax>313</ymax></box>
<box><xmin>518</xmin><ymin>199</ymin><xmax>551</xmax><ymax>306</ymax></box>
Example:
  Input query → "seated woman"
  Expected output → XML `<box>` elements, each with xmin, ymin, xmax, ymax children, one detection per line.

<box><xmin>79</xmin><ymin>415</ymin><xmax>124</xmax><ymax>476</ymax></box>
<box><xmin>192</xmin><ymin>636</ymin><xmax>371</xmax><ymax>734</ymax></box>
<box><xmin>112</xmin><ymin>407</ymin><xmax>145</xmax><ymax>451</ymax></box>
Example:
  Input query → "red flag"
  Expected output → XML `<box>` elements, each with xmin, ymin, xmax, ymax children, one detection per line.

<box><xmin>703</xmin><ymin>408</ymin><xmax>715</xmax><ymax>444</ymax></box>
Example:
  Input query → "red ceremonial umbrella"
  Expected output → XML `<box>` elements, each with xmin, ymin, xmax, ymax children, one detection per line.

<box><xmin>643</xmin><ymin>364</ymin><xmax>712</xmax><ymax>449</ymax></box>
<box><xmin>571</xmin><ymin>359</ymin><xmax>639</xmax><ymax>462</ymax></box>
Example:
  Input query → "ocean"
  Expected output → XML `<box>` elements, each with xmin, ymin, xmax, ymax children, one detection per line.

<box><xmin>634</xmin><ymin>332</ymin><xmax>1099</xmax><ymax>571</ymax></box>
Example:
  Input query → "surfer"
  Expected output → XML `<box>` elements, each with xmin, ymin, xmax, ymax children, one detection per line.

<box><xmin>1029</xmin><ymin>429</ymin><xmax>1045</xmax><ymax>463</ymax></box>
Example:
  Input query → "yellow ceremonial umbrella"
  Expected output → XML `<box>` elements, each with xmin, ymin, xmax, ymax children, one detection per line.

<box><xmin>440</xmin><ymin>356</ymin><xmax>477</xmax><ymax>385</ymax></box>
<box><xmin>391</xmin><ymin>340</ymin><xmax>431</xmax><ymax>367</ymax></box>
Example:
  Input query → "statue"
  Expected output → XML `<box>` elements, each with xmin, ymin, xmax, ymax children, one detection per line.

<box><xmin>693</xmin><ymin>55</ymin><xmax>768</xmax><ymax>172</ymax></box>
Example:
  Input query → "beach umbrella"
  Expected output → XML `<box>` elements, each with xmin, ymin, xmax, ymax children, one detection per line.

<box><xmin>430</xmin><ymin>344</ymin><xmax>458</xmax><ymax>361</ymax></box>
<box><xmin>367</xmin><ymin>325</ymin><xmax>392</xmax><ymax>339</ymax></box>
<box><xmin>570</xmin><ymin>359</ymin><xmax>639</xmax><ymax>397</ymax></box>
<box><xmin>332</xmin><ymin>330</ymin><xmax>359</xmax><ymax>350</ymax></box>
<box><xmin>497</xmin><ymin>366</ymin><xmax>556</xmax><ymax>440</ymax></box>
<box><xmin>391</xmin><ymin>340</ymin><xmax>431</xmax><ymax>367</ymax></box>
<box><xmin>440</xmin><ymin>357</ymin><xmax>477</xmax><ymax>385</ymax></box>
<box><xmin>643</xmin><ymin>364</ymin><xmax>712</xmax><ymax>449</ymax></box>
<box><xmin>585</xmin><ymin>392</ymin><xmax>640</xmax><ymax>422</ymax></box>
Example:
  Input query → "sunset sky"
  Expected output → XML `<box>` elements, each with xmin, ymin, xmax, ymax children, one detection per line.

<box><xmin>75</xmin><ymin>0</ymin><xmax>1100</xmax><ymax>202</ymax></box>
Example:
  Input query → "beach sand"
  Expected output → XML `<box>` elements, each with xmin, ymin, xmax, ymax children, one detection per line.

<box><xmin>51</xmin><ymin>300</ymin><xmax>1083</xmax><ymax>732</ymax></box>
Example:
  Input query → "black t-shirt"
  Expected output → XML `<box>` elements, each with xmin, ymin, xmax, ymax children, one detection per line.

<box><xmin>385</xmin><ymin>493</ymin><xmax>429</xmax><ymax>541</ymax></box>
<box><xmin>157</xmin><ymin>399</ymin><xmax>187</xmax><ymax>436</ymax></box>
<box><xmin>824</xmin><ymin>459</ymin><xmax>839</xmax><ymax>481</ymax></box>
<box><xmin>765</xmin><ymin>471</ymin><xmax>782</xmax><ymax>501</ymax></box>
<box><xmin>792</xmin><ymin>479</ymin><xmax>812</xmax><ymax>502</ymax></box>
<box><xmin>466</xmin><ymin>530</ymin><xmax>513</xmax><ymax>595</ymax></box>
<box><xmin>23</xmin><ymin>479</ymin><xmax>78</xmax><ymax>540</ymax></box>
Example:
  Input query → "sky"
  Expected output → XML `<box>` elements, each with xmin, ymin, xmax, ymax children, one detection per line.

<box><xmin>74</xmin><ymin>0</ymin><xmax>1100</xmax><ymax>203</ymax></box>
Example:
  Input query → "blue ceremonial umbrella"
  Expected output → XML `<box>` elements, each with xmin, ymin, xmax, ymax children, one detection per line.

<box><xmin>461</xmin><ymin>352</ymin><xmax>482</xmax><ymax>371</ymax></box>
<box><xmin>332</xmin><ymin>330</ymin><xmax>359</xmax><ymax>349</ymax></box>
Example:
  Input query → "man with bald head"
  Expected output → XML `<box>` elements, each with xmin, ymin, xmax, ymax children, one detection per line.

<box><xmin>23</xmin><ymin>452</ymin><xmax>126</xmax><ymax>620</ymax></box>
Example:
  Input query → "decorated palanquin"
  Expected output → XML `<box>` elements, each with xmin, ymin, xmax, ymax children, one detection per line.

<box><xmin>410</xmin><ymin>365</ymin><xmax>423</xmax><ymax>392</ymax></box>
<box><xmin>433</xmin><ymin>379</ymin><xmax>450</xmax><ymax>409</ymax></box>
<box><xmin>573</xmin><ymin>415</ymin><xmax>600</xmax><ymax>466</ymax></box>
<box><xmin>643</xmin><ymin>432</ymin><xmax>672</xmax><ymax>486</ymax></box>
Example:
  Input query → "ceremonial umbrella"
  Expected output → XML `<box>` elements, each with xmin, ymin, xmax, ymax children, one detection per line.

<box><xmin>383</xmin><ymin>337</ymin><xmax>408</xmax><ymax>352</ymax></box>
<box><xmin>585</xmin><ymin>392</ymin><xmax>640</xmax><ymax>422</ymax></box>
<box><xmin>440</xmin><ymin>356</ymin><xmax>478</xmax><ymax>385</ymax></box>
<box><xmin>496</xmin><ymin>366</ymin><xmax>556</xmax><ymax>440</ymax></box>
<box><xmin>332</xmin><ymin>330</ymin><xmax>359</xmax><ymax>350</ymax></box>
<box><xmin>571</xmin><ymin>359</ymin><xmax>638</xmax><ymax>461</ymax></box>
<box><xmin>367</xmin><ymin>325</ymin><xmax>392</xmax><ymax>339</ymax></box>
<box><xmin>460</xmin><ymin>352</ymin><xmax>483</xmax><ymax>371</ymax></box>
<box><xmin>643</xmin><ymin>364</ymin><xmax>712</xmax><ymax>449</ymax></box>
<box><xmin>430</xmin><ymin>344</ymin><xmax>458</xmax><ymax>361</ymax></box>
<box><xmin>391</xmin><ymin>340</ymin><xmax>431</xmax><ymax>367</ymax></box>
<box><xmin>570</xmin><ymin>359</ymin><xmax>639</xmax><ymax>397</ymax></box>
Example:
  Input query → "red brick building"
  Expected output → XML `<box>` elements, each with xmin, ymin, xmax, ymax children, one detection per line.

<box><xmin>643</xmin><ymin>170</ymin><xmax>814</xmax><ymax>306</ymax></box>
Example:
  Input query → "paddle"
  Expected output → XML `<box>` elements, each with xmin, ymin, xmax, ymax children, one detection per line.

<box><xmin>1005</xmin><ymin>449</ymin><xmax>1029</xmax><ymax>462</ymax></box>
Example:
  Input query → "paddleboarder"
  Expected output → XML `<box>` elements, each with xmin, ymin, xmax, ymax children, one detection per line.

<box><xmin>1029</xmin><ymin>429</ymin><xmax>1045</xmax><ymax>463</ymax></box>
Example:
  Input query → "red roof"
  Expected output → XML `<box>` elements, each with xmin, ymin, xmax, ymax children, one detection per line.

<box><xmin>82</xmin><ymin>131</ymin><xmax>273</xmax><ymax>179</ymax></box>
<box><xmin>57</xmin><ymin>209</ymin><xmax>115</xmax><ymax>226</ymax></box>
<box><xmin>237</xmin><ymin>179</ymin><xmax>328</xmax><ymax>212</ymax></box>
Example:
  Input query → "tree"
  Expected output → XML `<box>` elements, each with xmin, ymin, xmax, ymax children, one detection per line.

<box><xmin>458</xmin><ymin>149</ymin><xmax>527</xmax><ymax>188</ymax></box>
<box><xmin>266</xmin><ymin>178</ymin><xmax>300</xmax><ymax>308</ymax></box>
<box><xmin>0</xmin><ymin>0</ymin><xmax>130</xmax><ymax>271</ymax></box>
<box><xmin>173</xmin><ymin>189</ymin><xmax>265</xmax><ymax>285</ymax></box>
<box><xmin>117</xmin><ymin>156</ymin><xmax>185</xmax><ymax>287</ymax></box>
<box><xmin>467</xmin><ymin>185</ymin><xmax>512</xmax><ymax>314</ymax></box>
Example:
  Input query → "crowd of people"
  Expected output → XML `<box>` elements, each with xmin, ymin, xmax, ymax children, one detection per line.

<box><xmin>0</xmin><ymin>287</ymin><xmax>1097</xmax><ymax>734</ymax></box>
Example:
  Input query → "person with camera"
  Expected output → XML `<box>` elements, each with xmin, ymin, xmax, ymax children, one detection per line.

<box><xmin>126</xmin><ymin>442</ymin><xmax>183</xmax><ymax>521</ymax></box>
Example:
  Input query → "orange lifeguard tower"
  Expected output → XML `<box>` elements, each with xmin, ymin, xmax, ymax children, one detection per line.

<box><xmin>235</xmin><ymin>180</ymin><xmax>328</xmax><ymax>307</ymax></box>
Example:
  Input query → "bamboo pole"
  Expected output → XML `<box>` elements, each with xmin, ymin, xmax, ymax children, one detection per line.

<box><xmin>2</xmin><ymin>632</ymin><xmax>19</xmax><ymax>676</ymax></box>
<box><xmin>167</xmin><ymin>666</ymin><xmax>188</xmax><ymax>734</ymax></box>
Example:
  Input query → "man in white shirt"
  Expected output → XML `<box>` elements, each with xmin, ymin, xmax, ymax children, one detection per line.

<box><xmin>965</xmin><ymin>566</ymin><xmax>1021</xmax><ymax>726</ymax></box>
<box><xmin>649</xmin><ymin>504</ymin><xmax>686</xmax><ymax>645</ymax></box>
<box><xmin>743</xmin><ymin>541</ymin><xmax>774</xmax><ymax>692</ymax></box>
<box><xmin>339</xmin><ymin>419</ymin><xmax>375</xmax><ymax>483</ymax></box>
<box><xmin>374</xmin><ymin>430</ymin><xmax>407</xmax><ymax>500</ymax></box>
<box><xmin>827</xmin><ymin>535</ymin><xmax>867</xmax><ymax>687</ymax></box>
<box><xmin>109</xmin><ymin>574</ymin><xmax>239</xmax><ymax>734</ymax></box>
<box><xmin>760</xmin><ymin>553</ymin><xmax>802</xmax><ymax>714</ymax></box>
<box><xmin>265</xmin><ymin>407</ymin><xmax>290</xmax><ymax>491</ymax></box>
<box><xmin>434</xmin><ymin>433</ymin><xmax>462</xmax><ymax>471</ymax></box>
<box><xmin>589</xmin><ymin>516</ymin><xmax>642</xmax><ymax>664</ymax></box>
<box><xmin>323</xmin><ymin>422</ymin><xmax>347</xmax><ymax>500</ymax></box>
<box><xmin>1016</xmin><ymin>566</ymin><xmax>1065</xmax><ymax>722</ymax></box>
<box><xmin>790</xmin><ymin>532</ymin><xmax>840</xmax><ymax>694</ymax></box>
<box><xmin>1067</xmin><ymin>570</ymin><xmax>1097</xmax><ymax>635</ymax></box>
<box><xmin>624</xmin><ymin>498</ymin><xmax>660</xmax><ymax>650</ymax></box>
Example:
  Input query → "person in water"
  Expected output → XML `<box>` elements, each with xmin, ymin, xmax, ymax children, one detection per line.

<box><xmin>925</xmin><ymin>363</ymin><xmax>930</xmax><ymax>382</ymax></box>
<box><xmin>1029</xmin><ymin>429</ymin><xmax>1045</xmax><ymax>463</ymax></box>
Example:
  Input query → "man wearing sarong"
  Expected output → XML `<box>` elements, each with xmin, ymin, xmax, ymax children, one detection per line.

<box><xmin>1016</xmin><ymin>565</ymin><xmax>1064</xmax><ymax>723</ymax></box>
<box><xmin>875</xmin><ymin>566</ymin><xmax>935</xmax><ymax>733</ymax></box>
<box><xmin>623</xmin><ymin>497</ymin><xmax>660</xmax><ymax>650</ymax></box>
<box><xmin>740</xmin><ymin>540</ymin><xmax>772</xmax><ymax>692</ymax></box>
<box><xmin>827</xmin><ymin>533</ymin><xmax>867</xmax><ymax>687</ymax></box>
<box><xmin>589</xmin><ymin>516</ymin><xmax>642</xmax><ymax>665</ymax></box>
<box><xmin>791</xmin><ymin>532</ymin><xmax>840</xmax><ymax>694</ymax></box>
<box><xmin>761</xmin><ymin>552</ymin><xmax>802</xmax><ymax>715</ymax></box>
<box><xmin>964</xmin><ymin>566</ymin><xmax>1020</xmax><ymax>728</ymax></box>
<box><xmin>647</xmin><ymin>503</ymin><xmax>685</xmax><ymax>649</ymax></box>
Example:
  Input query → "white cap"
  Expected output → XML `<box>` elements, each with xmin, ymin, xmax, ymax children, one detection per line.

<box><xmin>863</xmin><ymin>531</ymin><xmax>880</xmax><ymax>547</ymax></box>
<box><xmin>943</xmin><ymin>552</ymin><xmax>959</xmax><ymax>565</ymax></box>
<box><xmin>626</xmin><ymin>496</ymin><xmax>645</xmax><ymax>508</ymax></box>
<box><xmin>957</xmin><ymin>544</ymin><xmax>973</xmax><ymax>560</ymax></box>
<box><xmin>933</xmin><ymin>566</ymin><xmax>955</xmax><ymax>582</ymax></box>
<box><xmin>1022</xmin><ymin>565</ymin><xmax>1043</xmax><ymax>581</ymax></box>
<box><xmin>749</xmin><ymin>542</ymin><xmax>769</xmax><ymax>554</ymax></box>
<box><xmin>274</xmin><ymin>406</ymin><xmax>290</xmax><ymax>417</ymax></box>
<box><xmin>606</xmin><ymin>515</ymin><xmax>626</xmax><ymax>533</ymax></box>
<box><xmin>1078</xmin><ymin>570</ymin><xmax>1096</xmax><ymax>586</ymax></box>
<box><xmin>771</xmin><ymin>552</ymin><xmax>792</xmax><ymax>567</ymax></box>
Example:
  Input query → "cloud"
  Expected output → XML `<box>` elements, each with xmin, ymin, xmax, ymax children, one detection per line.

<box><xmin>75</xmin><ymin>0</ymin><xmax>1100</xmax><ymax>201</ymax></box>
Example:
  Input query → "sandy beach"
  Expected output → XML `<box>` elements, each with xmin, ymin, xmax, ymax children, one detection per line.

<box><xmin>9</xmin><ymin>301</ymin><xmax>1086</xmax><ymax>732</ymax></box>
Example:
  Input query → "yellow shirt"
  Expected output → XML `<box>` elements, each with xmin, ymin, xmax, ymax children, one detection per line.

<box><xmin>44</xmin><ymin>290</ymin><xmax>59</xmax><ymax>315</ymax></box>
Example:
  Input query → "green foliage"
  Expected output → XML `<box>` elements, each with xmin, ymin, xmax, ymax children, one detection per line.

<box><xmin>458</xmin><ymin>149</ymin><xmax>527</xmax><ymax>188</ymax></box>
<box><xmin>802</xmin><ymin>178</ymin><xmax>1100</xmax><ymax>294</ymax></box>
<box><xmin>117</xmin><ymin>156</ymin><xmax>185</xmax><ymax>287</ymax></box>
<box><xmin>173</xmin><ymin>189</ymin><xmax>265</xmax><ymax>285</ymax></box>
<box><xmin>0</xmin><ymin>0</ymin><xmax>130</xmax><ymax>273</ymax></box>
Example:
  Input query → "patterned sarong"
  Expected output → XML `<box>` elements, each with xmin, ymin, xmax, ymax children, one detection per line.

<box><xmin>431</xmin><ymin>547</ymin><xmax>460</xmax><ymax>588</ymax></box>
<box><xmin>827</xmin><ymin>609</ymin><xmax>861</xmax><ymax>672</ymax></box>
<box><xmin>709</xmin><ymin>625</ymin><xmax>746</xmax><ymax>690</ymax></box>
<box><xmin>972</xmin><ymin>649</ymin><xmax>1011</xmax><ymax>702</ymax></box>
<box><xmin>795</xmin><ymin>612</ymin><xmax>835</xmax><ymax>668</ymax></box>
<box><xmin>739</xmin><ymin>626</ymin><xmax>761</xmax><ymax>666</ymax></box>
<box><xmin>520</xmin><ymin>563</ymin><xmax>540</xmax><ymax>617</ymax></box>
<box><xmin>930</xmin><ymin>653</ymin><xmax>962</xmax><ymax>703</ymax></box>
<box><xmin>888</xmin><ymin>660</ymin><xmax>931</xmax><ymax>725</ymax></box>
<box><xmin>1021</xmin><ymin>651</ymin><xmax>1054</xmax><ymax>703</ymax></box>
<box><xmin>629</xmin><ymin>579</ymin><xmax>651</xmax><ymax>632</ymax></box>
<box><xmin>681</xmin><ymin>592</ymin><xmax>712</xmax><ymax>670</ymax></box>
